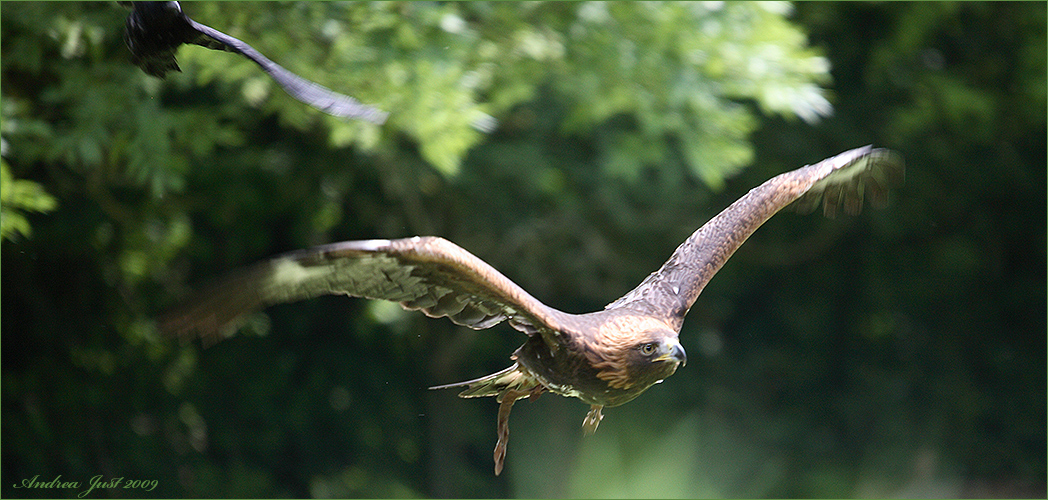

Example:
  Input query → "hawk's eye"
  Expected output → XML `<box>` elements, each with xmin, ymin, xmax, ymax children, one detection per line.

<box><xmin>639</xmin><ymin>343</ymin><xmax>657</xmax><ymax>355</ymax></box>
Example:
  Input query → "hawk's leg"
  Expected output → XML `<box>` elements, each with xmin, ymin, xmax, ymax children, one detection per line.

<box><xmin>582</xmin><ymin>404</ymin><xmax>604</xmax><ymax>435</ymax></box>
<box><xmin>493</xmin><ymin>389</ymin><xmax>529</xmax><ymax>476</ymax></box>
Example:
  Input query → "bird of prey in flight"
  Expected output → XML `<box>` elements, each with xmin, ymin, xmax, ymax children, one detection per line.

<box><xmin>162</xmin><ymin>146</ymin><xmax>903</xmax><ymax>475</ymax></box>
<box><xmin>121</xmin><ymin>1</ymin><xmax>388</xmax><ymax>124</ymax></box>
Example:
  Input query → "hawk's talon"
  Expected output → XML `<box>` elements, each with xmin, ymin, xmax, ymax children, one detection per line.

<box><xmin>493</xmin><ymin>390</ymin><xmax>527</xmax><ymax>476</ymax></box>
<box><xmin>582</xmin><ymin>405</ymin><xmax>604</xmax><ymax>435</ymax></box>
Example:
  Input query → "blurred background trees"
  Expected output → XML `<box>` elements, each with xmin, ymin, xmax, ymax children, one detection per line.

<box><xmin>3</xmin><ymin>2</ymin><xmax>1044</xmax><ymax>497</ymax></box>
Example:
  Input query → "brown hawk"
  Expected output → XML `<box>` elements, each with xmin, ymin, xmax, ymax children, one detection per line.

<box><xmin>121</xmin><ymin>1</ymin><xmax>388</xmax><ymax>124</ymax></box>
<box><xmin>161</xmin><ymin>145</ymin><xmax>903</xmax><ymax>475</ymax></box>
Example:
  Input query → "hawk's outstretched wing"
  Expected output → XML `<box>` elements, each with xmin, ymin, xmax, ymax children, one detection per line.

<box><xmin>161</xmin><ymin>237</ymin><xmax>566</xmax><ymax>345</ymax></box>
<box><xmin>605</xmin><ymin>146</ymin><xmax>904</xmax><ymax>326</ymax></box>
<box><xmin>123</xmin><ymin>1</ymin><xmax>388</xmax><ymax>124</ymax></box>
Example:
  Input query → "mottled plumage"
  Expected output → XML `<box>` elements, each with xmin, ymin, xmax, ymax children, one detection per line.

<box><xmin>162</xmin><ymin>146</ymin><xmax>903</xmax><ymax>475</ymax></box>
<box><xmin>121</xmin><ymin>1</ymin><xmax>387</xmax><ymax>124</ymax></box>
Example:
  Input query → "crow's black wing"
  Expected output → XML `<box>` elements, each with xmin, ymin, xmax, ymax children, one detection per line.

<box><xmin>184</xmin><ymin>16</ymin><xmax>388</xmax><ymax>124</ymax></box>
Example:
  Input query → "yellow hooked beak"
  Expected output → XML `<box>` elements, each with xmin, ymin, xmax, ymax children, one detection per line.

<box><xmin>654</xmin><ymin>341</ymin><xmax>687</xmax><ymax>367</ymax></box>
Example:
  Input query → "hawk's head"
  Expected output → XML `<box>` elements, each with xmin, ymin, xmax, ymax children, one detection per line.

<box><xmin>582</xmin><ymin>315</ymin><xmax>687</xmax><ymax>406</ymax></box>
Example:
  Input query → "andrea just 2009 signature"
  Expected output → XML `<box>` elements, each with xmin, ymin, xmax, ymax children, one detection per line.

<box><xmin>12</xmin><ymin>474</ymin><xmax>158</xmax><ymax>497</ymax></box>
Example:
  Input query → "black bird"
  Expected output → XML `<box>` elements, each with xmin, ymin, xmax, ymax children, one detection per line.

<box><xmin>121</xmin><ymin>1</ymin><xmax>387</xmax><ymax>124</ymax></box>
<box><xmin>161</xmin><ymin>146</ymin><xmax>903</xmax><ymax>475</ymax></box>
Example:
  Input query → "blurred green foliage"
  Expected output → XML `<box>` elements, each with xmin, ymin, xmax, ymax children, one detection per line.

<box><xmin>3</xmin><ymin>1</ymin><xmax>1044</xmax><ymax>498</ymax></box>
<box><xmin>1</xmin><ymin>159</ymin><xmax>58</xmax><ymax>241</ymax></box>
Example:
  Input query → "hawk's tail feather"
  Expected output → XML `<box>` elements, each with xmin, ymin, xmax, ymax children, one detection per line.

<box><xmin>429</xmin><ymin>362</ymin><xmax>544</xmax><ymax>402</ymax></box>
